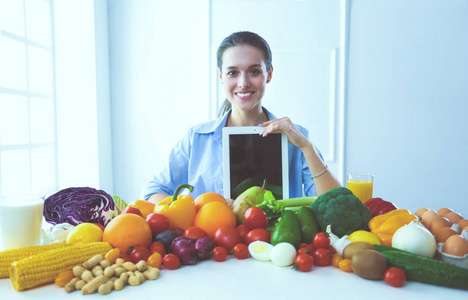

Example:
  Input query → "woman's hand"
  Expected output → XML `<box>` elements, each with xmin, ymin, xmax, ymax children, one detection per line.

<box><xmin>259</xmin><ymin>117</ymin><xmax>310</xmax><ymax>149</ymax></box>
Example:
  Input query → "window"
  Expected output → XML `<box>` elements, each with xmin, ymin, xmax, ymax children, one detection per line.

<box><xmin>0</xmin><ymin>0</ymin><xmax>57</xmax><ymax>197</ymax></box>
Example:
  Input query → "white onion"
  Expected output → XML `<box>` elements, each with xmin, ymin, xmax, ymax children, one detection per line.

<box><xmin>392</xmin><ymin>220</ymin><xmax>437</xmax><ymax>257</ymax></box>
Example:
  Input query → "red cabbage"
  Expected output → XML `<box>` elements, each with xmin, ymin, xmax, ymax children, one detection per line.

<box><xmin>43</xmin><ymin>187</ymin><xmax>118</xmax><ymax>226</ymax></box>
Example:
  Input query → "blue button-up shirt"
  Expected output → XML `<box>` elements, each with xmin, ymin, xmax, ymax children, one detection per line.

<box><xmin>140</xmin><ymin>107</ymin><xmax>320</xmax><ymax>200</ymax></box>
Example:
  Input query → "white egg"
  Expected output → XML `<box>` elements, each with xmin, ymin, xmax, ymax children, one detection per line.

<box><xmin>270</xmin><ymin>242</ymin><xmax>297</xmax><ymax>267</ymax></box>
<box><xmin>248</xmin><ymin>241</ymin><xmax>274</xmax><ymax>261</ymax></box>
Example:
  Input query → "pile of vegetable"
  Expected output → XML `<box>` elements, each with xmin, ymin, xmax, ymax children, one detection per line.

<box><xmin>2</xmin><ymin>182</ymin><xmax>468</xmax><ymax>295</ymax></box>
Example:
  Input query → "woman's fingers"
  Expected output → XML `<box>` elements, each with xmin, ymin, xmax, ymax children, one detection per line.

<box><xmin>259</xmin><ymin>117</ymin><xmax>308</xmax><ymax>148</ymax></box>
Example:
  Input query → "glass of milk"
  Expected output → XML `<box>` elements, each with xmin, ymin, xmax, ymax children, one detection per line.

<box><xmin>0</xmin><ymin>194</ymin><xmax>45</xmax><ymax>251</ymax></box>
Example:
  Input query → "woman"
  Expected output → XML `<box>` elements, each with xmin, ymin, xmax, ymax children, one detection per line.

<box><xmin>141</xmin><ymin>31</ymin><xmax>341</xmax><ymax>204</ymax></box>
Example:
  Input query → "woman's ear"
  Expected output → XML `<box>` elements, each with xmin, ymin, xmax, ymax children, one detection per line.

<box><xmin>267</xmin><ymin>66</ymin><xmax>273</xmax><ymax>83</ymax></box>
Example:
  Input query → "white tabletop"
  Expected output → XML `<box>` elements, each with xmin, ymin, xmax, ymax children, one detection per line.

<box><xmin>1</xmin><ymin>256</ymin><xmax>467</xmax><ymax>300</ymax></box>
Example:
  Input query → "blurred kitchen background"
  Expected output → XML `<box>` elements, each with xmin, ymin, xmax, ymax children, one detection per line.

<box><xmin>0</xmin><ymin>0</ymin><xmax>467</xmax><ymax>216</ymax></box>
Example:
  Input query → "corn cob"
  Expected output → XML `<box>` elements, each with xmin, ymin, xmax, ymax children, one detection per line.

<box><xmin>9</xmin><ymin>242</ymin><xmax>112</xmax><ymax>291</ymax></box>
<box><xmin>0</xmin><ymin>242</ymin><xmax>68</xmax><ymax>278</ymax></box>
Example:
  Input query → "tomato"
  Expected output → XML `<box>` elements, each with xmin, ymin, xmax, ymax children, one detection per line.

<box><xmin>328</xmin><ymin>244</ymin><xmax>337</xmax><ymax>254</ymax></box>
<box><xmin>297</xmin><ymin>244</ymin><xmax>315</xmax><ymax>256</ymax></box>
<box><xmin>183</xmin><ymin>226</ymin><xmax>207</xmax><ymax>240</ymax></box>
<box><xmin>294</xmin><ymin>253</ymin><xmax>314</xmax><ymax>272</ymax></box>
<box><xmin>213</xmin><ymin>226</ymin><xmax>241</xmax><ymax>251</ymax></box>
<box><xmin>162</xmin><ymin>253</ymin><xmax>180</xmax><ymax>270</ymax></box>
<box><xmin>244</xmin><ymin>228</ymin><xmax>271</xmax><ymax>245</ymax></box>
<box><xmin>384</xmin><ymin>267</ymin><xmax>406</xmax><ymax>287</ymax></box>
<box><xmin>150</xmin><ymin>241</ymin><xmax>166</xmax><ymax>257</ymax></box>
<box><xmin>121</xmin><ymin>206</ymin><xmax>143</xmax><ymax>217</ymax></box>
<box><xmin>212</xmin><ymin>246</ymin><xmax>228</xmax><ymax>262</ymax></box>
<box><xmin>147</xmin><ymin>252</ymin><xmax>162</xmax><ymax>268</ymax></box>
<box><xmin>129</xmin><ymin>246</ymin><xmax>151</xmax><ymax>264</ymax></box>
<box><xmin>232</xmin><ymin>243</ymin><xmax>249</xmax><ymax>259</ymax></box>
<box><xmin>312</xmin><ymin>248</ymin><xmax>331</xmax><ymax>266</ymax></box>
<box><xmin>244</xmin><ymin>207</ymin><xmax>268</xmax><ymax>229</ymax></box>
<box><xmin>236</xmin><ymin>224</ymin><xmax>250</xmax><ymax>243</ymax></box>
<box><xmin>312</xmin><ymin>232</ymin><xmax>330</xmax><ymax>249</ymax></box>
<box><xmin>146</xmin><ymin>213</ymin><xmax>170</xmax><ymax>236</ymax></box>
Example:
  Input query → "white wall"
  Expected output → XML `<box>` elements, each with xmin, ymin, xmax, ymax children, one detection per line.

<box><xmin>346</xmin><ymin>0</ymin><xmax>468</xmax><ymax>216</ymax></box>
<box><xmin>107</xmin><ymin>0</ymin><xmax>468</xmax><ymax>218</ymax></box>
<box><xmin>107</xmin><ymin>0</ymin><xmax>210</xmax><ymax>202</ymax></box>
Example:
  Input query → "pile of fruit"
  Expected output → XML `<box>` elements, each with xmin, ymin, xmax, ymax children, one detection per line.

<box><xmin>1</xmin><ymin>184</ymin><xmax>468</xmax><ymax>295</ymax></box>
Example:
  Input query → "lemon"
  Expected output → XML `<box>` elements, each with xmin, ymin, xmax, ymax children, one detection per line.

<box><xmin>348</xmin><ymin>230</ymin><xmax>381</xmax><ymax>245</ymax></box>
<box><xmin>66</xmin><ymin>223</ymin><xmax>103</xmax><ymax>245</ymax></box>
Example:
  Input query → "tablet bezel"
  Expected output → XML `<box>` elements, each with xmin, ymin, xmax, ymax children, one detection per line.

<box><xmin>222</xmin><ymin>126</ymin><xmax>289</xmax><ymax>200</ymax></box>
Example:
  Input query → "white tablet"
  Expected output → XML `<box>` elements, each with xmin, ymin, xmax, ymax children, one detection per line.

<box><xmin>222</xmin><ymin>126</ymin><xmax>289</xmax><ymax>200</ymax></box>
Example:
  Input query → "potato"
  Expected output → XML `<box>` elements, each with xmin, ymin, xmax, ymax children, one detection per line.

<box><xmin>351</xmin><ymin>250</ymin><xmax>387</xmax><ymax>280</ymax></box>
<box><xmin>342</xmin><ymin>241</ymin><xmax>375</xmax><ymax>259</ymax></box>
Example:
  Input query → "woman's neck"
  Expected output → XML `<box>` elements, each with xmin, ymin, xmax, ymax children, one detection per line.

<box><xmin>227</xmin><ymin>107</ymin><xmax>269</xmax><ymax>127</ymax></box>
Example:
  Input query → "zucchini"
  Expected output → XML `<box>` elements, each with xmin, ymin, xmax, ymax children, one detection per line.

<box><xmin>380</xmin><ymin>250</ymin><xmax>468</xmax><ymax>290</ymax></box>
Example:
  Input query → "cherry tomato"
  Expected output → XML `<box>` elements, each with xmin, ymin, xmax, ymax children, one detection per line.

<box><xmin>236</xmin><ymin>224</ymin><xmax>250</xmax><ymax>243</ymax></box>
<box><xmin>146</xmin><ymin>213</ymin><xmax>170</xmax><ymax>236</ymax></box>
<box><xmin>312</xmin><ymin>232</ymin><xmax>330</xmax><ymax>249</ymax></box>
<box><xmin>213</xmin><ymin>226</ymin><xmax>241</xmax><ymax>251</ymax></box>
<box><xmin>212</xmin><ymin>246</ymin><xmax>228</xmax><ymax>262</ymax></box>
<box><xmin>129</xmin><ymin>246</ymin><xmax>151</xmax><ymax>264</ymax></box>
<box><xmin>183</xmin><ymin>226</ymin><xmax>207</xmax><ymax>240</ymax></box>
<box><xmin>244</xmin><ymin>228</ymin><xmax>271</xmax><ymax>245</ymax></box>
<box><xmin>93</xmin><ymin>223</ymin><xmax>105</xmax><ymax>231</ymax></box>
<box><xmin>162</xmin><ymin>253</ymin><xmax>180</xmax><ymax>270</ymax></box>
<box><xmin>232</xmin><ymin>243</ymin><xmax>249</xmax><ymax>259</ymax></box>
<box><xmin>328</xmin><ymin>244</ymin><xmax>337</xmax><ymax>254</ymax></box>
<box><xmin>244</xmin><ymin>207</ymin><xmax>268</xmax><ymax>229</ymax></box>
<box><xmin>147</xmin><ymin>252</ymin><xmax>162</xmax><ymax>268</ymax></box>
<box><xmin>150</xmin><ymin>241</ymin><xmax>167</xmax><ymax>257</ymax></box>
<box><xmin>294</xmin><ymin>253</ymin><xmax>314</xmax><ymax>272</ymax></box>
<box><xmin>121</xmin><ymin>206</ymin><xmax>143</xmax><ymax>217</ymax></box>
<box><xmin>118</xmin><ymin>252</ymin><xmax>130</xmax><ymax>261</ymax></box>
<box><xmin>331</xmin><ymin>253</ymin><xmax>343</xmax><ymax>268</ymax></box>
<box><xmin>297</xmin><ymin>244</ymin><xmax>315</xmax><ymax>256</ymax></box>
<box><xmin>384</xmin><ymin>267</ymin><xmax>406</xmax><ymax>287</ymax></box>
<box><xmin>338</xmin><ymin>258</ymin><xmax>353</xmax><ymax>273</ymax></box>
<box><xmin>312</xmin><ymin>248</ymin><xmax>331</xmax><ymax>266</ymax></box>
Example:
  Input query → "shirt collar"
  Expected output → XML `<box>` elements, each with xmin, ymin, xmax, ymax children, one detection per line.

<box><xmin>195</xmin><ymin>106</ymin><xmax>277</xmax><ymax>144</ymax></box>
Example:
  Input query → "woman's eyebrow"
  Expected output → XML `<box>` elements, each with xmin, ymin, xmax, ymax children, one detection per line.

<box><xmin>225</xmin><ymin>64</ymin><xmax>262</xmax><ymax>70</ymax></box>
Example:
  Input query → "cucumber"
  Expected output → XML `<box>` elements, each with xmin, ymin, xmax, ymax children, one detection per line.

<box><xmin>379</xmin><ymin>250</ymin><xmax>468</xmax><ymax>290</ymax></box>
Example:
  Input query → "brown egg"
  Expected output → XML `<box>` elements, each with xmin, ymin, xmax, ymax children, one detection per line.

<box><xmin>415</xmin><ymin>208</ymin><xmax>429</xmax><ymax>218</ymax></box>
<box><xmin>463</xmin><ymin>226</ymin><xmax>468</xmax><ymax>232</ymax></box>
<box><xmin>458</xmin><ymin>219</ymin><xmax>468</xmax><ymax>229</ymax></box>
<box><xmin>445</xmin><ymin>212</ymin><xmax>464</xmax><ymax>224</ymax></box>
<box><xmin>435</xmin><ymin>227</ymin><xmax>458</xmax><ymax>243</ymax></box>
<box><xmin>429</xmin><ymin>217</ymin><xmax>452</xmax><ymax>235</ymax></box>
<box><xmin>437</xmin><ymin>207</ymin><xmax>453</xmax><ymax>217</ymax></box>
<box><xmin>443</xmin><ymin>235</ymin><xmax>468</xmax><ymax>257</ymax></box>
<box><xmin>421</xmin><ymin>210</ymin><xmax>440</xmax><ymax>228</ymax></box>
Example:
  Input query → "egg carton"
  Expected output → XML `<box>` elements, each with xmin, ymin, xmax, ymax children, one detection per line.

<box><xmin>436</xmin><ymin>229</ymin><xmax>468</xmax><ymax>269</ymax></box>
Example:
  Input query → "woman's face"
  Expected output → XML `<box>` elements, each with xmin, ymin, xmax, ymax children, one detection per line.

<box><xmin>219</xmin><ymin>44</ymin><xmax>272</xmax><ymax>114</ymax></box>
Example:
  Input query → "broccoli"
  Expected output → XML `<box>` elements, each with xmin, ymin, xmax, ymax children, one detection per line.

<box><xmin>310</xmin><ymin>187</ymin><xmax>372</xmax><ymax>237</ymax></box>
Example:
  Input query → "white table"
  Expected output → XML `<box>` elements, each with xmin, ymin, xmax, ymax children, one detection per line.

<box><xmin>1</xmin><ymin>256</ymin><xmax>467</xmax><ymax>300</ymax></box>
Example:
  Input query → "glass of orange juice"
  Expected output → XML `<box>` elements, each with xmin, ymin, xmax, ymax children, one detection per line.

<box><xmin>347</xmin><ymin>173</ymin><xmax>373</xmax><ymax>204</ymax></box>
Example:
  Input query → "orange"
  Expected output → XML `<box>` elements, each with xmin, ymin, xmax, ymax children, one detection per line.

<box><xmin>103</xmin><ymin>214</ymin><xmax>152</xmax><ymax>253</ymax></box>
<box><xmin>128</xmin><ymin>200</ymin><xmax>156</xmax><ymax>218</ymax></box>
<box><xmin>194</xmin><ymin>192</ymin><xmax>227</xmax><ymax>213</ymax></box>
<box><xmin>194</xmin><ymin>201</ymin><xmax>236</xmax><ymax>237</ymax></box>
